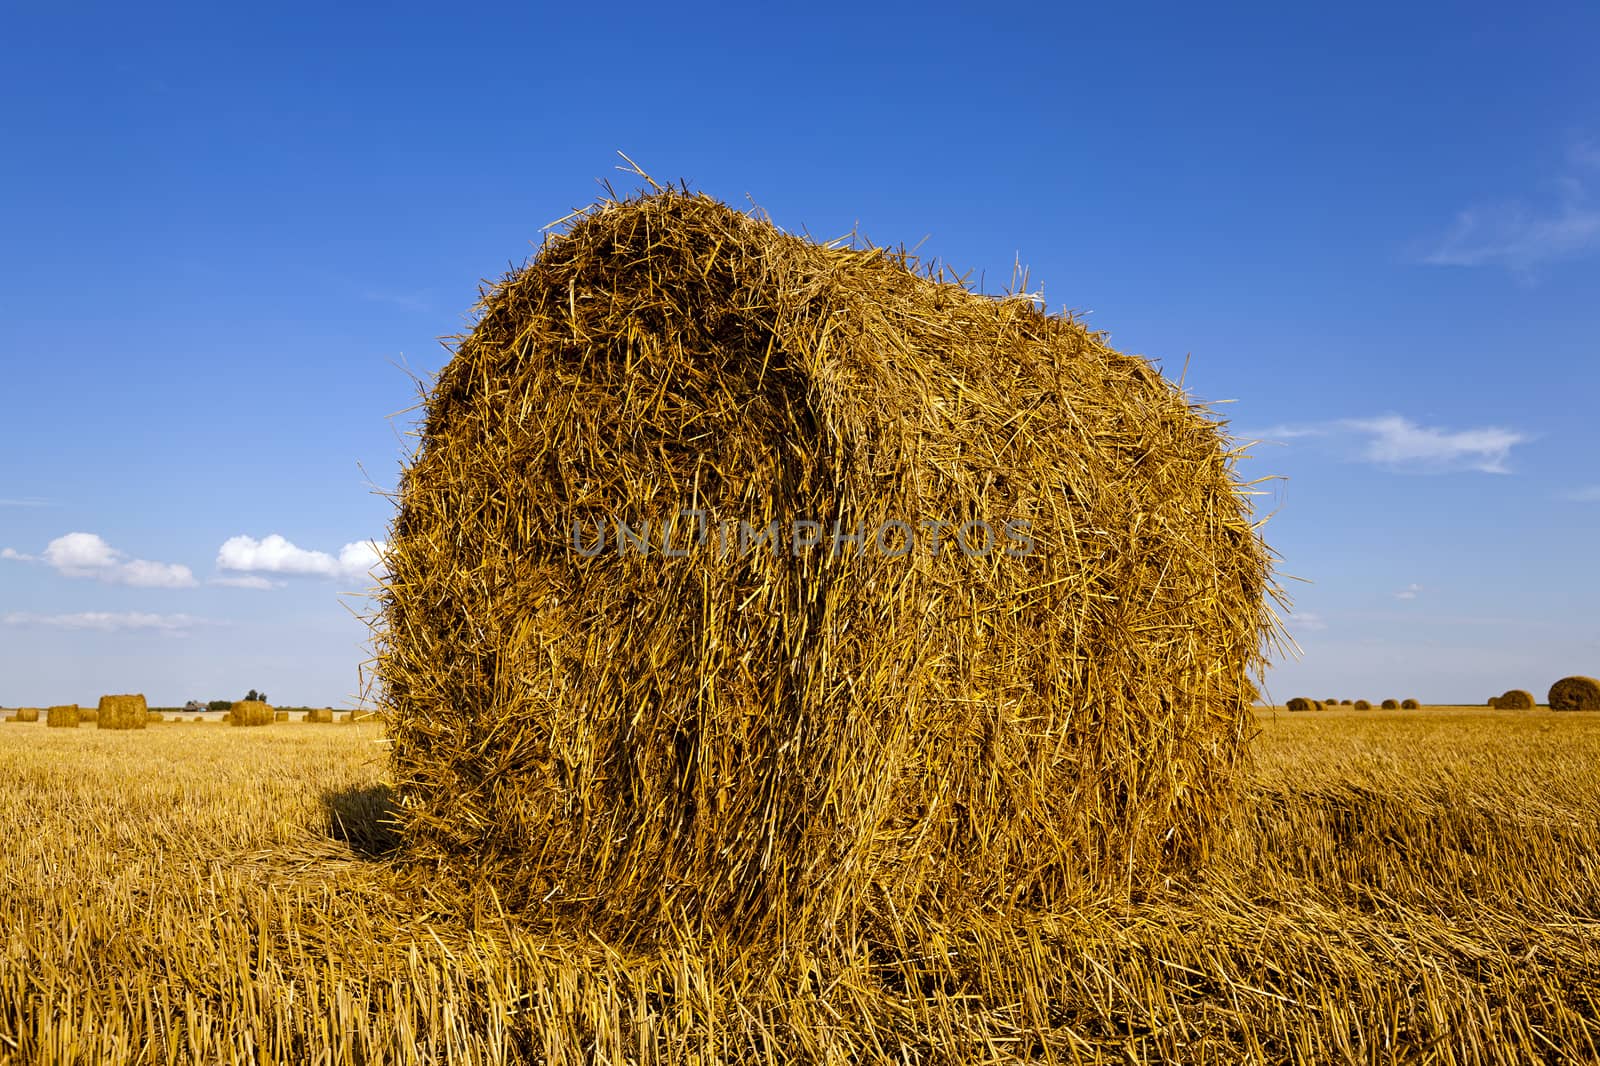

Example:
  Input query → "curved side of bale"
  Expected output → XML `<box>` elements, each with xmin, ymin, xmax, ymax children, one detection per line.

<box><xmin>96</xmin><ymin>694</ymin><xmax>148</xmax><ymax>730</ymax></box>
<box><xmin>1401</xmin><ymin>698</ymin><xmax>1420</xmax><ymax>709</ymax></box>
<box><xmin>1380</xmin><ymin>699</ymin><xmax>1399</xmax><ymax>709</ymax></box>
<box><xmin>1285</xmin><ymin>697</ymin><xmax>1314</xmax><ymax>712</ymax></box>
<box><xmin>1353</xmin><ymin>700</ymin><xmax>1372</xmax><ymax>710</ymax></box>
<box><xmin>378</xmin><ymin>188</ymin><xmax>1281</xmax><ymax>944</ymax></box>
<box><xmin>1549</xmin><ymin>676</ymin><xmax>1600</xmax><ymax>711</ymax></box>
<box><xmin>228</xmin><ymin>700</ymin><xmax>274</xmax><ymax>727</ymax></box>
<box><xmin>1496</xmin><ymin>689</ymin><xmax>1535</xmax><ymax>710</ymax></box>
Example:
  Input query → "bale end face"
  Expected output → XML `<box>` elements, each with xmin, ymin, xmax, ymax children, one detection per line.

<box><xmin>96</xmin><ymin>694</ymin><xmax>148</xmax><ymax>730</ymax></box>
<box><xmin>1549</xmin><ymin>676</ymin><xmax>1600</xmax><ymax>712</ymax></box>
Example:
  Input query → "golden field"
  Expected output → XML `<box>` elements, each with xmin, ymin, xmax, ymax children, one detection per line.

<box><xmin>1</xmin><ymin>708</ymin><xmax>1597</xmax><ymax>1064</ymax></box>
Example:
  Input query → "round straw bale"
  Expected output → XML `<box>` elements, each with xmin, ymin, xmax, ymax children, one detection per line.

<box><xmin>1380</xmin><ymin>698</ymin><xmax>1398</xmax><ymax>710</ymax></box>
<box><xmin>14</xmin><ymin>707</ymin><xmax>40</xmax><ymax>723</ymax></box>
<box><xmin>145</xmin><ymin>711</ymin><xmax>163</xmax><ymax>723</ymax></box>
<box><xmin>1401</xmin><ymin>698</ymin><xmax>1420</xmax><ymax>709</ymax></box>
<box><xmin>1285</xmin><ymin>697</ymin><xmax>1314</xmax><ymax>712</ymax></box>
<box><xmin>1339</xmin><ymin>699</ymin><xmax>1352</xmax><ymax>705</ymax></box>
<box><xmin>96</xmin><ymin>694</ymin><xmax>148</xmax><ymax>730</ymax></box>
<box><xmin>378</xmin><ymin>187</ymin><xmax>1279</xmax><ymax>940</ymax></box>
<box><xmin>1353</xmin><ymin>699</ymin><xmax>1371</xmax><ymax>710</ymax></box>
<box><xmin>1496</xmin><ymin>689</ymin><xmax>1535</xmax><ymax>710</ymax></box>
<box><xmin>228</xmin><ymin>700</ymin><xmax>274</xmax><ymax>727</ymax></box>
<box><xmin>304</xmin><ymin>708</ymin><xmax>335</xmax><ymax>723</ymax></box>
<box><xmin>1549</xmin><ymin>676</ymin><xmax>1600</xmax><ymax>711</ymax></box>
<box><xmin>273</xmin><ymin>710</ymin><xmax>289</xmax><ymax>722</ymax></box>
<box><xmin>1487</xmin><ymin>696</ymin><xmax>1500</xmax><ymax>708</ymax></box>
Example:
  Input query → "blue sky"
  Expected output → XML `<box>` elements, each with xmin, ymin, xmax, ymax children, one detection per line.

<box><xmin>2</xmin><ymin>3</ymin><xmax>1597</xmax><ymax>706</ymax></box>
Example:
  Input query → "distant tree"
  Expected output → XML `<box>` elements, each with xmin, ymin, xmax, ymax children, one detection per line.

<box><xmin>245</xmin><ymin>689</ymin><xmax>260</xmax><ymax>702</ymax></box>
<box><xmin>207</xmin><ymin>700</ymin><xmax>230</xmax><ymax>711</ymax></box>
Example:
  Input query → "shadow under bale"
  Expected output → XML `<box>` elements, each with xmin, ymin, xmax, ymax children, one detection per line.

<box><xmin>322</xmin><ymin>784</ymin><xmax>401</xmax><ymax>859</ymax></box>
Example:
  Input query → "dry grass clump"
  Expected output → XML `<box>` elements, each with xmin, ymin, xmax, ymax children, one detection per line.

<box><xmin>1401</xmin><ymin>698</ymin><xmax>1420</xmax><ymax>709</ymax></box>
<box><xmin>1549</xmin><ymin>675</ymin><xmax>1600</xmax><ymax>711</ymax></box>
<box><xmin>378</xmin><ymin>185</ymin><xmax>1280</xmax><ymax>945</ymax></box>
<box><xmin>1285</xmin><ymin>697</ymin><xmax>1315</xmax><ymax>712</ymax></box>
<box><xmin>304</xmin><ymin>708</ymin><xmax>335</xmax><ymax>723</ymax></box>
<box><xmin>1353</xmin><ymin>699</ymin><xmax>1372</xmax><ymax>710</ymax></box>
<box><xmin>46</xmin><ymin>705</ymin><xmax>80</xmax><ymax>728</ymax></box>
<box><xmin>1381</xmin><ymin>698</ymin><xmax>1399</xmax><ymax>709</ymax></box>
<box><xmin>96</xmin><ymin>694</ymin><xmax>148</xmax><ymax>731</ymax></box>
<box><xmin>1496</xmin><ymin>689</ymin><xmax>1536</xmax><ymax>710</ymax></box>
<box><xmin>227</xmin><ymin>700</ymin><xmax>274</xmax><ymax>727</ymax></box>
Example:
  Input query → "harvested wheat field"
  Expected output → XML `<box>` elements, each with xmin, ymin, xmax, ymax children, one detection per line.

<box><xmin>1</xmin><ymin>709</ymin><xmax>1598</xmax><ymax>1063</ymax></box>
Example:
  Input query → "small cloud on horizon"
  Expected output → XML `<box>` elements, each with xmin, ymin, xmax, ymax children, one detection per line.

<box><xmin>2</xmin><ymin>610</ymin><xmax>215</xmax><ymax>633</ymax></box>
<box><xmin>1238</xmin><ymin>414</ymin><xmax>1527</xmax><ymax>474</ymax></box>
<box><xmin>4</xmin><ymin>532</ymin><xmax>197</xmax><ymax>588</ymax></box>
<box><xmin>1290</xmin><ymin>611</ymin><xmax>1328</xmax><ymax>632</ymax></box>
<box><xmin>216</xmin><ymin>534</ymin><xmax>387</xmax><ymax>582</ymax></box>
<box><xmin>0</xmin><ymin>497</ymin><xmax>54</xmax><ymax>508</ymax></box>
<box><xmin>1394</xmin><ymin>583</ymin><xmax>1424</xmax><ymax>601</ymax></box>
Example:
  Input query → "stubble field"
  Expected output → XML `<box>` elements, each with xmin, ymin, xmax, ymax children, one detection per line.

<box><xmin>1</xmin><ymin>707</ymin><xmax>1597</xmax><ymax>1064</ymax></box>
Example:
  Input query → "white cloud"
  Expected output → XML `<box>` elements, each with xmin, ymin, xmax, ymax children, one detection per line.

<box><xmin>1239</xmin><ymin>415</ymin><xmax>1527</xmax><ymax>474</ymax></box>
<box><xmin>208</xmin><ymin>575</ymin><xmax>278</xmax><ymax>590</ymax></box>
<box><xmin>8</xmin><ymin>532</ymin><xmax>198</xmax><ymax>588</ymax></box>
<box><xmin>1394</xmin><ymin>583</ymin><xmax>1424</xmax><ymax>601</ymax></box>
<box><xmin>2</xmin><ymin>611</ymin><xmax>212</xmax><ymax>633</ymax></box>
<box><xmin>0</xmin><ymin>497</ymin><xmax>52</xmax><ymax>508</ymax></box>
<box><xmin>1342</xmin><ymin>416</ymin><xmax>1526</xmax><ymax>474</ymax></box>
<box><xmin>216</xmin><ymin>534</ymin><xmax>387</xmax><ymax>581</ymax></box>
<box><xmin>1422</xmin><ymin>141</ymin><xmax>1600</xmax><ymax>274</ymax></box>
<box><xmin>1290</xmin><ymin>611</ymin><xmax>1327</xmax><ymax>632</ymax></box>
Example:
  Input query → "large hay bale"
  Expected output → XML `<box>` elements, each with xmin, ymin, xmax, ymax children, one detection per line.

<box><xmin>96</xmin><ymin>694</ymin><xmax>148</xmax><ymax>730</ymax></box>
<box><xmin>227</xmin><ymin>700</ymin><xmax>274</xmax><ymax>726</ymax></box>
<box><xmin>1285</xmin><ymin>697</ymin><xmax>1314</xmax><ymax>712</ymax></box>
<box><xmin>1549</xmin><ymin>676</ymin><xmax>1600</xmax><ymax>712</ymax></box>
<box><xmin>14</xmin><ymin>707</ymin><xmax>40</xmax><ymax>723</ymax></box>
<box><xmin>378</xmin><ymin>188</ymin><xmax>1278</xmax><ymax>943</ymax></box>
<box><xmin>1496</xmin><ymin>689</ymin><xmax>1535</xmax><ymax>710</ymax></box>
<box><xmin>304</xmin><ymin>708</ymin><xmax>334</xmax><ymax>723</ymax></box>
<box><xmin>1401</xmin><ymin>698</ymin><xmax>1420</xmax><ymax>709</ymax></box>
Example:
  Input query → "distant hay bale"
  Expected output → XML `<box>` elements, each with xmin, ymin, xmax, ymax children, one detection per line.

<box><xmin>228</xmin><ymin>700</ymin><xmax>274</xmax><ymax>727</ymax></box>
<box><xmin>15</xmin><ymin>707</ymin><xmax>40</xmax><ymax>723</ymax></box>
<box><xmin>304</xmin><ymin>708</ymin><xmax>334</xmax><ymax>723</ymax></box>
<box><xmin>1339</xmin><ymin>699</ymin><xmax>1353</xmax><ymax>705</ymax></box>
<box><xmin>145</xmin><ymin>711</ymin><xmax>164</xmax><ymax>723</ymax></box>
<box><xmin>193</xmin><ymin>715</ymin><xmax>204</xmax><ymax>722</ymax></box>
<box><xmin>96</xmin><ymin>694</ymin><xmax>148</xmax><ymax>730</ymax></box>
<box><xmin>79</xmin><ymin>707</ymin><xmax>97</xmax><ymax>723</ymax></box>
<box><xmin>273</xmin><ymin>710</ymin><xmax>289</xmax><ymax>722</ymax></box>
<box><xmin>1380</xmin><ymin>699</ymin><xmax>1399</xmax><ymax>710</ymax></box>
<box><xmin>378</xmin><ymin>187</ymin><xmax>1280</xmax><ymax>940</ymax></box>
<box><xmin>1549</xmin><ymin>676</ymin><xmax>1600</xmax><ymax>712</ymax></box>
<box><xmin>46</xmin><ymin>701</ymin><xmax>80</xmax><ymax>726</ymax></box>
<box><xmin>1401</xmin><ymin>699</ymin><xmax>1420</xmax><ymax>709</ymax></box>
<box><xmin>1487</xmin><ymin>696</ymin><xmax>1500</xmax><ymax>708</ymax></box>
<box><xmin>1313</xmin><ymin>700</ymin><xmax>1326</xmax><ymax>711</ymax></box>
<box><xmin>1353</xmin><ymin>700</ymin><xmax>1371</xmax><ymax>710</ymax></box>
<box><xmin>1285</xmin><ymin>697</ymin><xmax>1314</xmax><ymax>712</ymax></box>
<box><xmin>1324</xmin><ymin>697</ymin><xmax>1337</xmax><ymax>706</ymax></box>
<box><xmin>1496</xmin><ymin>689</ymin><xmax>1535</xmax><ymax>710</ymax></box>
